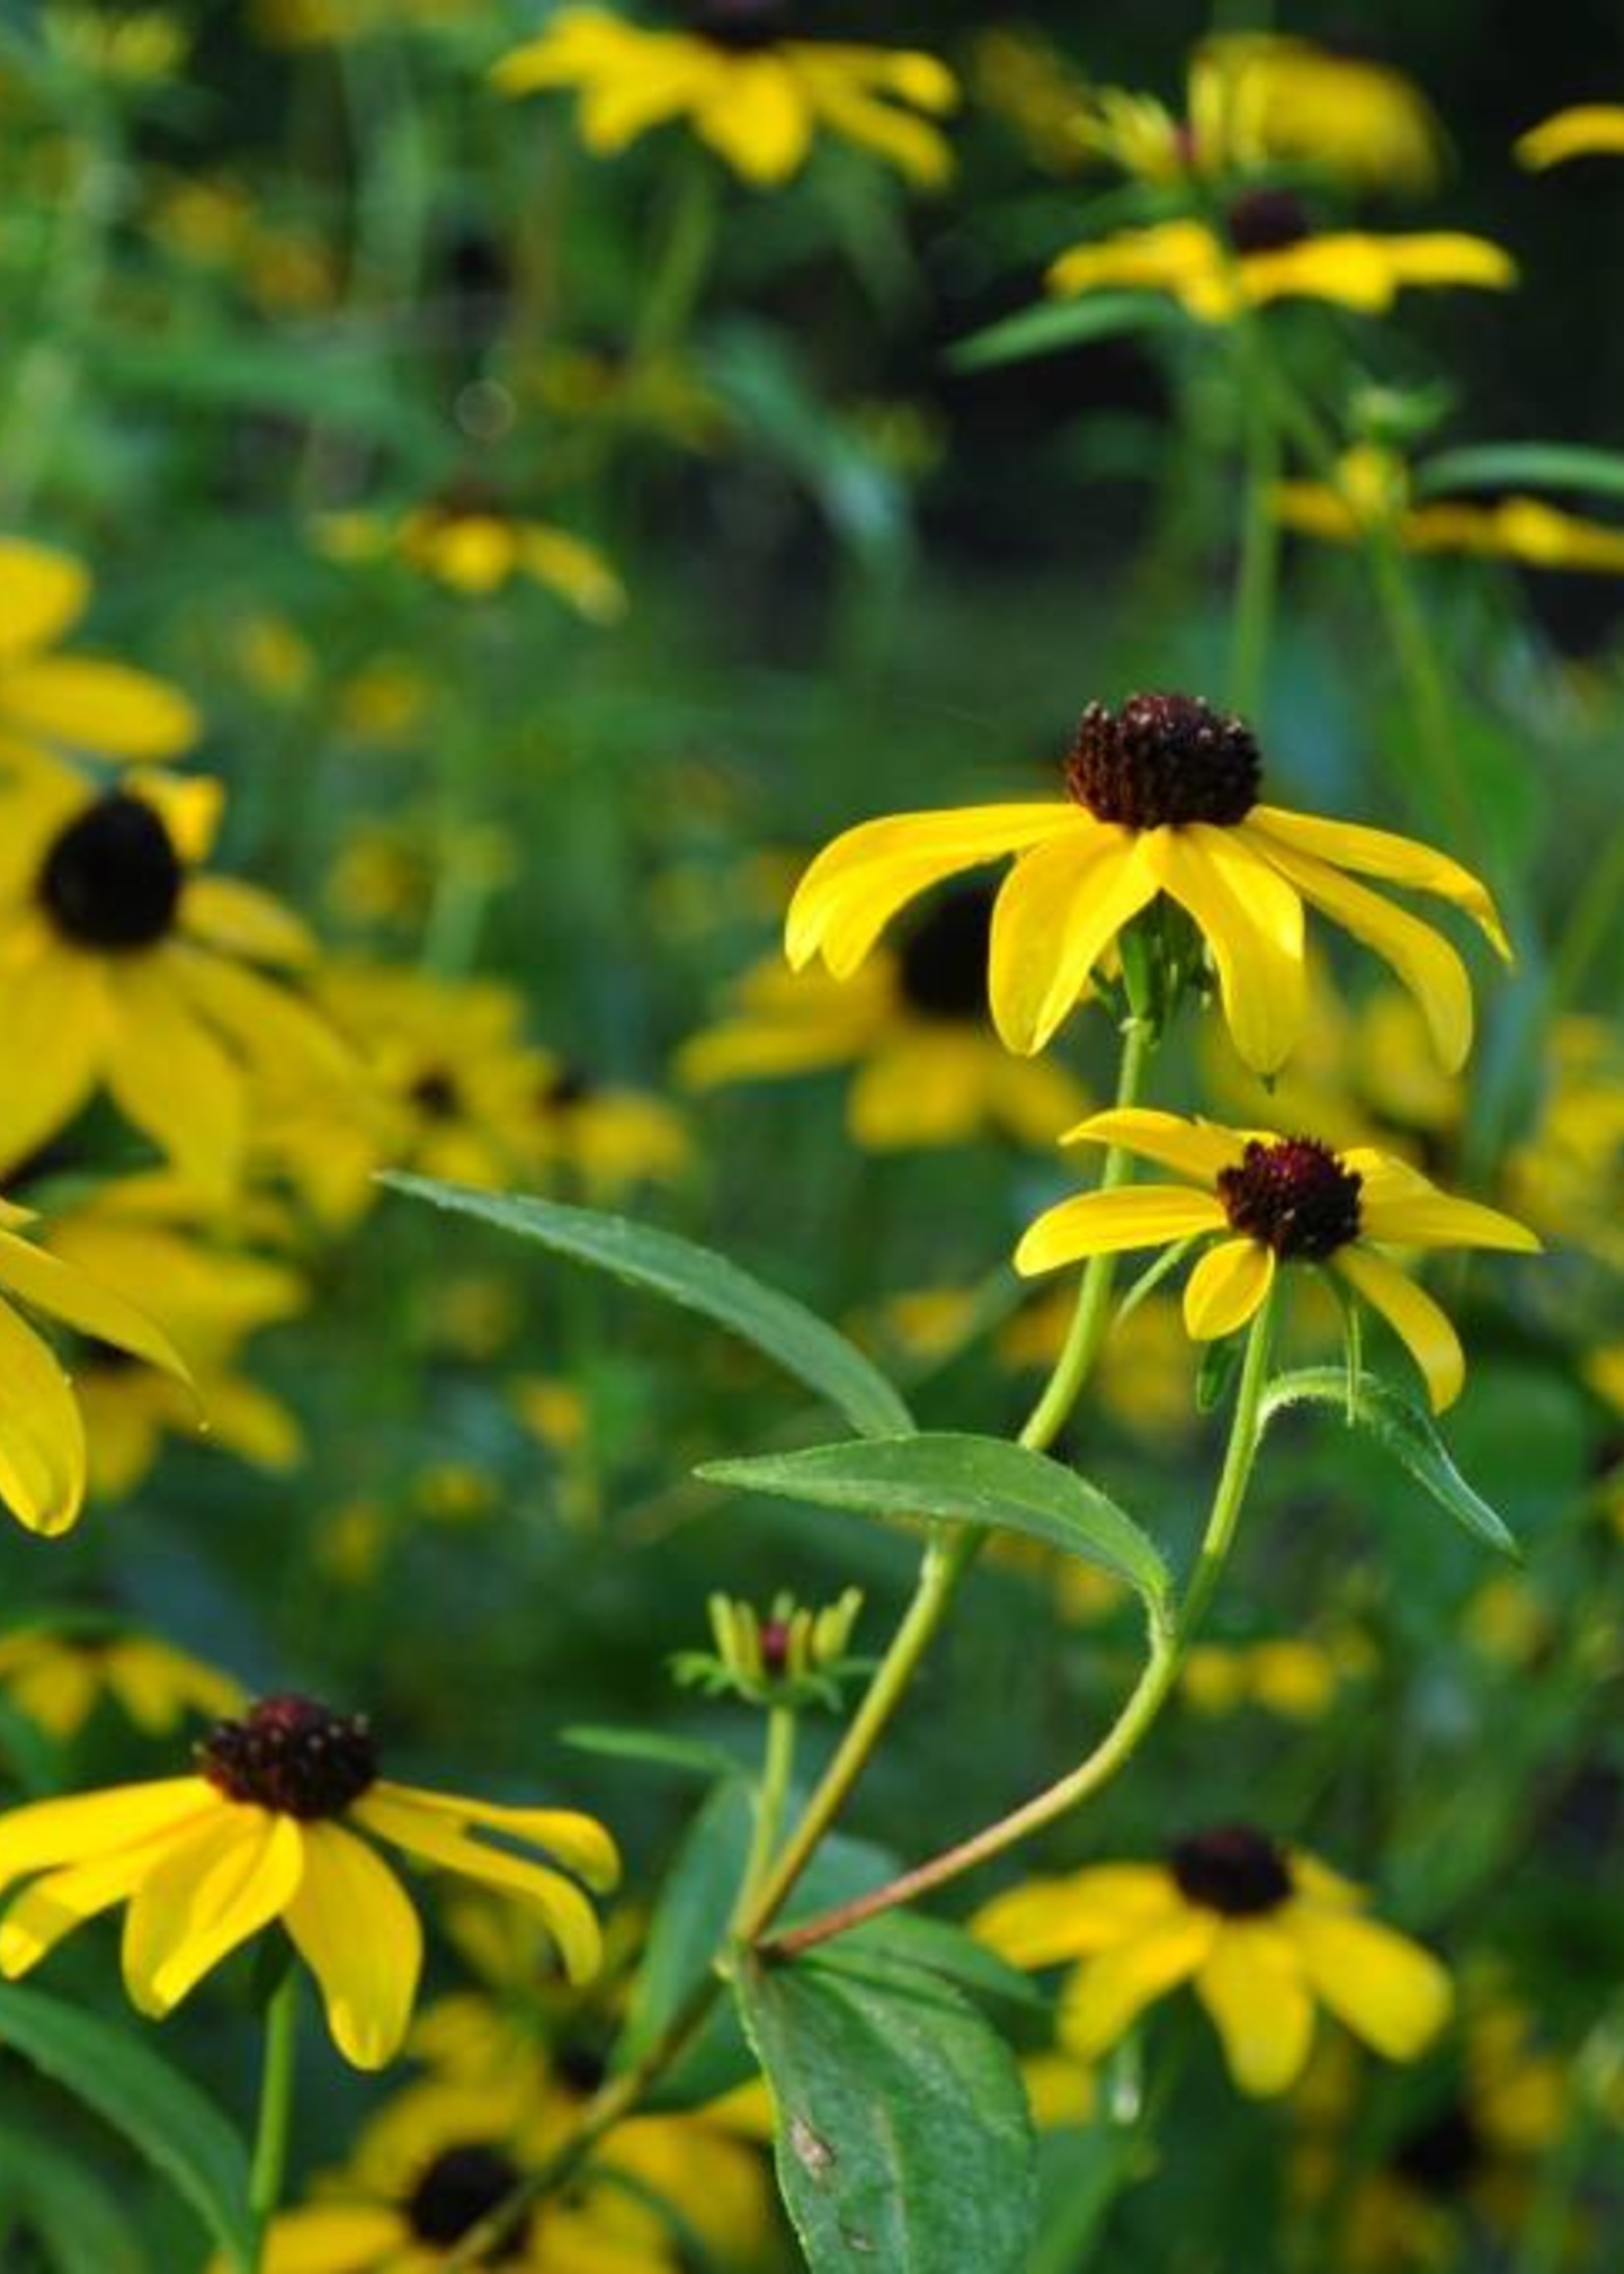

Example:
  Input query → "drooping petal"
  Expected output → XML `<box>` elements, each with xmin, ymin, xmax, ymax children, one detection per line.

<box><xmin>103</xmin><ymin>959</ymin><xmax>245</xmax><ymax>1193</ymax></box>
<box><xmin>1244</xmin><ymin>807</ymin><xmax>1510</xmax><ymax>961</ymax></box>
<box><xmin>170</xmin><ymin>946</ymin><xmax>352</xmax><ymax>1089</ymax></box>
<box><xmin>257</xmin><ymin>2205</ymin><xmax>411</xmax><ymax>2273</ymax></box>
<box><xmin>122</xmin><ymin>1809</ymin><xmax>303</xmax><ymax>2016</ymax></box>
<box><xmin>0</xmin><ymin>1229</ymin><xmax>187</xmax><ymax>1377</ymax></box>
<box><xmin>1247</xmin><ymin>833</ymin><xmax>1474</xmax><ymax>1072</ymax></box>
<box><xmin>1287</xmin><ymin>1906</ymin><xmax>1453</xmax><ymax>2061</ymax></box>
<box><xmin>181</xmin><ymin>877</ymin><xmax>316</xmax><ymax>967</ymax></box>
<box><xmin>1334</xmin><ymin>1247</ymin><xmax>1464</xmax><ymax>1413</ymax></box>
<box><xmin>1143</xmin><ymin>826</ymin><xmax>1306</xmax><ymax>1076</ymax></box>
<box><xmin>365</xmin><ymin>1780</ymin><xmax>620</xmax><ymax>1894</ymax></box>
<box><xmin>972</xmin><ymin>1866</ymin><xmax>1183</xmax><ymax>1966</ymax></box>
<box><xmin>1059</xmin><ymin>1911</ymin><xmax>1216</xmax><ymax>2059</ymax></box>
<box><xmin>352</xmin><ymin>1793</ymin><xmax>605</xmax><ymax>1981</ymax></box>
<box><xmin>578</xmin><ymin>48</ymin><xmax>718</xmax><ymax>155</ymax></box>
<box><xmin>0</xmin><ymin>939</ymin><xmax>108</xmax><ymax>1175</ymax></box>
<box><xmin>1048</xmin><ymin>219</ymin><xmax>1218</xmax><ymax>302</ymax></box>
<box><xmin>1182</xmin><ymin>1239</ymin><xmax>1275</xmax><ymax>1340</ymax></box>
<box><xmin>1358</xmin><ymin>1190</ymin><xmax>1541</xmax><ymax>1253</ymax></box>
<box><xmin>0</xmin><ymin>1779</ymin><xmax>215</xmax><ymax>1897</ymax></box>
<box><xmin>490</xmin><ymin>9</ymin><xmax>650</xmax><ymax>95</ymax></box>
<box><xmin>0</xmin><ymin>660</ymin><xmax>199</xmax><ymax>761</ymax></box>
<box><xmin>989</xmin><ymin>825</ymin><xmax>1154</xmax><ymax>1053</ymax></box>
<box><xmin>0</xmin><ymin>541</ymin><xmax>88</xmax><ymax>662</ymax></box>
<box><xmin>796</xmin><ymin>64</ymin><xmax>954</xmax><ymax>186</ymax></box>
<box><xmin>1015</xmin><ymin>1188</ymin><xmax>1226</xmax><ymax>1277</ymax></box>
<box><xmin>0</xmin><ymin>1826</ymin><xmax>189</xmax><ymax>1975</ymax></box>
<box><xmin>0</xmin><ymin>1299</ymin><xmax>86</xmax><ymax>1537</ymax></box>
<box><xmin>283</xmin><ymin>1823</ymin><xmax>422</xmax><ymax>2070</ymax></box>
<box><xmin>1061</xmin><ymin>1107</ymin><xmax>1247</xmax><ymax>1184</ymax></box>
<box><xmin>847</xmin><ymin>1033</ymin><xmax>990</xmax><ymax>1148</ymax></box>
<box><xmin>1193</xmin><ymin>1923</ymin><xmax>1316</xmax><ymax>2095</ymax></box>
<box><xmin>785</xmin><ymin>806</ymin><xmax>1070</xmax><ymax>979</ymax></box>
<box><xmin>1516</xmin><ymin>104</ymin><xmax>1624</xmax><ymax>169</ymax></box>
<box><xmin>695</xmin><ymin>56</ymin><xmax>815</xmax><ymax>184</ymax></box>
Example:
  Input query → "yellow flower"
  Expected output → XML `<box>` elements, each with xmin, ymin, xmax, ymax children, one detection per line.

<box><xmin>681</xmin><ymin>888</ymin><xmax>1088</xmax><ymax>1150</ymax></box>
<box><xmin>316</xmin><ymin>502</ymin><xmax>626</xmax><ymax>623</ymax></box>
<box><xmin>1181</xmin><ymin>1636</ymin><xmax>1364</xmax><ymax>1721</ymax></box>
<box><xmin>786</xmin><ymin>692</ymin><xmax>1510</xmax><ymax>1077</ymax></box>
<box><xmin>531</xmin><ymin>1065</ymin><xmax>692</xmax><ymax>1197</ymax></box>
<box><xmin>1503</xmin><ymin>1018</ymin><xmax>1624</xmax><ymax>1270</ymax></box>
<box><xmin>0</xmin><ymin>539</ymin><xmax>198</xmax><ymax>771</ymax></box>
<box><xmin>492</xmin><ymin>5</ymin><xmax>957</xmax><ymax>190</ymax></box>
<box><xmin>1275</xmin><ymin>445</ymin><xmax>1624</xmax><ymax>573</ymax></box>
<box><xmin>1048</xmin><ymin>212</ymin><xmax>1513</xmax><ymax>325</ymax></box>
<box><xmin>252</xmin><ymin>0</ymin><xmax>465</xmax><ymax>44</ymax></box>
<box><xmin>1002</xmin><ymin>1287</ymin><xmax>1198</xmax><ymax>1447</ymax></box>
<box><xmin>0</xmin><ymin>1628</ymin><xmax>242</xmax><ymax>1742</ymax></box>
<box><xmin>1516</xmin><ymin>106</ymin><xmax>1624</xmax><ymax>170</ymax></box>
<box><xmin>0</xmin><ymin>1194</ymin><xmax>185</xmax><ymax>1534</ymax></box>
<box><xmin>970</xmin><ymin>29</ymin><xmax>1093</xmax><ymax>174</ymax></box>
<box><xmin>975</xmin><ymin>1826</ymin><xmax>1452</xmax><ymax>2097</ymax></box>
<box><xmin>1016</xmin><ymin>1109</ymin><xmax>1539</xmax><ymax>1412</ymax></box>
<box><xmin>0</xmin><ymin>762</ymin><xmax>349</xmax><ymax>1193</ymax></box>
<box><xmin>0</xmin><ymin>1692</ymin><xmax>618</xmax><ymax>2069</ymax></box>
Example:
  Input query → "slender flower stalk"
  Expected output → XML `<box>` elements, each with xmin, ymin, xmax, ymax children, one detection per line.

<box><xmin>248</xmin><ymin>1969</ymin><xmax>301</xmax><ymax>2264</ymax></box>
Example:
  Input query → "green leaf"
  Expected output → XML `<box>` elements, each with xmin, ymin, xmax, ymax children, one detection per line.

<box><xmin>382</xmin><ymin>1175</ymin><xmax>914</xmax><ymax>1439</ymax></box>
<box><xmin>950</xmin><ymin>293</ymin><xmax>1180</xmax><ymax>374</ymax></box>
<box><xmin>834</xmin><ymin>1914</ymin><xmax>1047</xmax><ymax>2012</ymax></box>
<box><xmin>1195</xmin><ymin>1331</ymin><xmax>1242</xmax><ymax>1414</ymax></box>
<box><xmin>700</xmin><ymin>1432</ymin><xmax>1170</xmax><ymax>1608</ymax></box>
<box><xmin>0</xmin><ymin>2129</ymin><xmax>150</xmax><ymax>2274</ymax></box>
<box><xmin>559</xmin><ymin>1725</ymin><xmax>739</xmax><ymax>1780</ymax></box>
<box><xmin>737</xmin><ymin>1946</ymin><xmax>1035</xmax><ymax>2274</ymax></box>
<box><xmin>0</xmin><ymin>1984</ymin><xmax>255</xmax><ymax>2271</ymax></box>
<box><xmin>1413</xmin><ymin>441</ymin><xmax>1624</xmax><ymax>504</ymax></box>
<box><xmin>1260</xmin><ymin>1368</ymin><xmax>1519</xmax><ymax>1556</ymax></box>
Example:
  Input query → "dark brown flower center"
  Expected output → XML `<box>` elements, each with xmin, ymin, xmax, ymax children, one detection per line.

<box><xmin>406</xmin><ymin>2144</ymin><xmax>528</xmax><ymax>2256</ymax></box>
<box><xmin>1225</xmin><ymin>188</ymin><xmax>1311</xmax><ymax>255</ymax></box>
<box><xmin>1218</xmin><ymin>1137</ymin><xmax>1363</xmax><ymax>1260</ymax></box>
<box><xmin>409</xmin><ymin>1069</ymin><xmax>462</xmax><ymax>1120</ymax></box>
<box><xmin>39</xmin><ymin>792</ymin><xmax>184</xmax><ymax>951</ymax></box>
<box><xmin>896</xmin><ymin>885</ymin><xmax>994</xmax><ymax>1022</ymax></box>
<box><xmin>1066</xmin><ymin>695</ymin><xmax>1261</xmax><ymax>829</ymax></box>
<box><xmin>540</xmin><ymin>1064</ymin><xmax>596</xmax><ymax>1110</ymax></box>
<box><xmin>690</xmin><ymin>0</ymin><xmax>787</xmax><ymax>51</ymax></box>
<box><xmin>1170</xmin><ymin>1824</ymin><xmax>1293</xmax><ymax>1916</ymax></box>
<box><xmin>1392</xmin><ymin>2102</ymin><xmax>1484</xmax><ymax>2194</ymax></box>
<box><xmin>199</xmin><ymin>1695</ymin><xmax>377</xmax><ymax>1819</ymax></box>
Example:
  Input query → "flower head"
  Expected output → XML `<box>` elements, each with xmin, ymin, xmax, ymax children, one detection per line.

<box><xmin>1275</xmin><ymin>445</ymin><xmax>1624</xmax><ymax>574</ymax></box>
<box><xmin>0</xmin><ymin>1693</ymin><xmax>619</xmax><ymax>2068</ymax></box>
<box><xmin>1015</xmin><ymin>1108</ymin><xmax>1539</xmax><ymax>1411</ymax></box>
<box><xmin>0</xmin><ymin>1627</ymin><xmax>241</xmax><ymax>1742</ymax></box>
<box><xmin>786</xmin><ymin>693</ymin><xmax>1510</xmax><ymax>1077</ymax></box>
<box><xmin>0</xmin><ymin>540</ymin><xmax>198</xmax><ymax>773</ymax></box>
<box><xmin>316</xmin><ymin>498</ymin><xmax>626</xmax><ymax>623</ymax></box>
<box><xmin>674</xmin><ymin>1588</ymin><xmax>866</xmax><ymax>1711</ymax></box>
<box><xmin>492</xmin><ymin>5</ymin><xmax>957</xmax><ymax>190</ymax></box>
<box><xmin>975</xmin><ymin>1825</ymin><xmax>1452</xmax><ymax>2096</ymax></box>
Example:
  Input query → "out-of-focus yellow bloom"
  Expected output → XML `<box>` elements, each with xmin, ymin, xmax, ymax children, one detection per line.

<box><xmin>42</xmin><ymin>1173</ymin><xmax>306</xmax><ymax>1498</ymax></box>
<box><xmin>532</xmin><ymin>346</ymin><xmax>727</xmax><ymax>453</ymax></box>
<box><xmin>977</xmin><ymin>1828</ymin><xmax>1452</xmax><ymax>2096</ymax></box>
<box><xmin>1504</xmin><ymin>1018</ymin><xmax>1624</xmax><ymax>1270</ymax></box>
<box><xmin>45</xmin><ymin>6</ymin><xmax>188</xmax><ymax>85</ymax></box>
<box><xmin>0</xmin><ymin>540</ymin><xmax>198</xmax><ymax>772</ymax></box>
<box><xmin>1517</xmin><ymin>106</ymin><xmax>1624</xmax><ymax>170</ymax></box>
<box><xmin>316</xmin><ymin>503</ymin><xmax>626</xmax><ymax>623</ymax></box>
<box><xmin>230</xmin><ymin>612</ymin><xmax>317</xmax><ymax>707</ymax></box>
<box><xmin>682</xmin><ymin>889</ymin><xmax>1088</xmax><ymax>1151</ymax></box>
<box><xmin>333</xmin><ymin>658</ymin><xmax>433</xmax><ymax>745</ymax></box>
<box><xmin>1047</xmin><ymin>217</ymin><xmax>1513</xmax><ymax>324</ymax></box>
<box><xmin>424</xmin><ymin>1274</ymin><xmax>524</xmax><ymax>1362</ymax></box>
<box><xmin>413</xmin><ymin>1463</ymin><xmax>499</xmax><ymax>1528</ymax></box>
<box><xmin>252</xmin><ymin>0</ymin><xmax>466</xmax><ymax>44</ymax></box>
<box><xmin>493</xmin><ymin>6</ymin><xmax>957</xmax><ymax>190</ymax></box>
<box><xmin>0</xmin><ymin>1628</ymin><xmax>241</xmax><ymax>1742</ymax></box>
<box><xmin>970</xmin><ymin>29</ymin><xmax>1092</xmax><ymax>173</ymax></box>
<box><xmin>323</xmin><ymin>814</ymin><xmax>514</xmax><ymax>933</ymax></box>
<box><xmin>1460</xmin><ymin>1576</ymin><xmax>1554</xmax><ymax>1671</ymax></box>
<box><xmin>511</xmin><ymin>1375</ymin><xmax>599</xmax><ymax>1529</ymax></box>
<box><xmin>0</xmin><ymin>761</ymin><xmax>349</xmax><ymax>1194</ymax></box>
<box><xmin>531</xmin><ymin>1068</ymin><xmax>692</xmax><ymax>1197</ymax></box>
<box><xmin>1275</xmin><ymin>444</ymin><xmax>1624</xmax><ymax>573</ymax></box>
<box><xmin>1003</xmin><ymin>1289</ymin><xmax>1198</xmax><ymax>1447</ymax></box>
<box><xmin>1182</xmin><ymin>1636</ymin><xmax>1364</xmax><ymax>1721</ymax></box>
<box><xmin>0</xmin><ymin>1693</ymin><xmax>618</xmax><ymax>2068</ymax></box>
<box><xmin>1587</xmin><ymin>1344</ymin><xmax>1624</xmax><ymax>1416</ymax></box>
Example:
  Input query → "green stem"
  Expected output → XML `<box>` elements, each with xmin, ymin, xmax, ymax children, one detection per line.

<box><xmin>632</xmin><ymin>153</ymin><xmax>719</xmax><ymax>363</ymax></box>
<box><xmin>248</xmin><ymin>1971</ymin><xmax>301</xmax><ymax>2260</ymax></box>
<box><xmin>1227</xmin><ymin>338</ymin><xmax>1283</xmax><ymax>720</ymax></box>
<box><xmin>736</xmin><ymin>1019</ymin><xmax>1155</xmax><ymax>1943</ymax></box>
<box><xmin>1365</xmin><ymin>531</ymin><xmax>1481</xmax><ymax>859</ymax></box>
<box><xmin>762</xmin><ymin>1294</ymin><xmax>1277</xmax><ymax>1960</ymax></box>
<box><xmin>732</xmin><ymin>1705</ymin><xmax>797</xmax><ymax>1931</ymax></box>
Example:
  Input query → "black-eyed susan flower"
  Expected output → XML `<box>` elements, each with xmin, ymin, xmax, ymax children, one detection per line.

<box><xmin>673</xmin><ymin>1588</ymin><xmax>865</xmax><ymax>1711</ymax></box>
<box><xmin>1516</xmin><ymin>106</ymin><xmax>1624</xmax><ymax>170</ymax></box>
<box><xmin>786</xmin><ymin>692</ymin><xmax>1510</xmax><ymax>1077</ymax></box>
<box><xmin>0</xmin><ymin>1626</ymin><xmax>242</xmax><ymax>1742</ymax></box>
<box><xmin>1047</xmin><ymin>201</ymin><xmax>1513</xmax><ymax>325</ymax></box>
<box><xmin>0</xmin><ymin>1195</ymin><xmax>185</xmax><ymax>1534</ymax></box>
<box><xmin>1274</xmin><ymin>443</ymin><xmax>1624</xmax><ymax>574</ymax></box>
<box><xmin>0</xmin><ymin>539</ymin><xmax>198</xmax><ymax>771</ymax></box>
<box><xmin>1181</xmin><ymin>1634</ymin><xmax>1369</xmax><ymax>1722</ymax></box>
<box><xmin>492</xmin><ymin>3</ymin><xmax>957</xmax><ymax>190</ymax></box>
<box><xmin>681</xmin><ymin>887</ymin><xmax>1088</xmax><ymax>1150</ymax></box>
<box><xmin>975</xmin><ymin>1825</ymin><xmax>1452</xmax><ymax>2097</ymax></box>
<box><xmin>529</xmin><ymin>1063</ymin><xmax>693</xmax><ymax>1198</ymax></box>
<box><xmin>0</xmin><ymin>1692</ymin><xmax>618</xmax><ymax>2069</ymax></box>
<box><xmin>0</xmin><ymin>763</ymin><xmax>349</xmax><ymax>1193</ymax></box>
<box><xmin>316</xmin><ymin>499</ymin><xmax>626</xmax><ymax>624</ymax></box>
<box><xmin>1017</xmin><ymin>1108</ymin><xmax>1539</xmax><ymax>1411</ymax></box>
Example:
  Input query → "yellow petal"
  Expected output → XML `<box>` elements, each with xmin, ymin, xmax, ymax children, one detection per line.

<box><xmin>1182</xmin><ymin>1239</ymin><xmax>1275</xmax><ymax>1340</ymax></box>
<box><xmin>122</xmin><ymin>1808</ymin><xmax>303</xmax><ymax>2016</ymax></box>
<box><xmin>257</xmin><ymin>2205</ymin><xmax>411</xmax><ymax>2273</ymax></box>
<box><xmin>0</xmin><ymin>660</ymin><xmax>199</xmax><ymax>761</ymax></box>
<box><xmin>1142</xmin><ymin>826</ymin><xmax>1305</xmax><ymax>1076</ymax></box>
<box><xmin>694</xmin><ymin>55</ymin><xmax>813</xmax><ymax>185</ymax></box>
<box><xmin>0</xmin><ymin>940</ymin><xmax>108</xmax><ymax>1176</ymax></box>
<box><xmin>104</xmin><ymin>959</ymin><xmax>245</xmax><ymax>1193</ymax></box>
<box><xmin>366</xmin><ymin>1779</ymin><xmax>620</xmax><ymax>1894</ymax></box>
<box><xmin>1194</xmin><ymin>1922</ymin><xmax>1315</xmax><ymax>2095</ymax></box>
<box><xmin>0</xmin><ymin>542</ymin><xmax>88</xmax><ymax>662</ymax></box>
<box><xmin>785</xmin><ymin>806</ymin><xmax>1068</xmax><ymax>979</ymax></box>
<box><xmin>171</xmin><ymin>944</ymin><xmax>353</xmax><ymax>1087</ymax></box>
<box><xmin>972</xmin><ymin>1866</ymin><xmax>1182</xmax><ymax>1966</ymax></box>
<box><xmin>1060</xmin><ymin>1911</ymin><xmax>1216</xmax><ymax>2058</ymax></box>
<box><xmin>796</xmin><ymin>65</ymin><xmax>954</xmax><ymax>186</ymax></box>
<box><xmin>0</xmin><ymin>1228</ymin><xmax>188</xmax><ymax>1377</ymax></box>
<box><xmin>1358</xmin><ymin>1190</ymin><xmax>1541</xmax><ymax>1253</ymax></box>
<box><xmin>181</xmin><ymin>877</ymin><xmax>316</xmax><ymax>967</ymax></box>
<box><xmin>283</xmin><ymin>1822</ymin><xmax>422</xmax><ymax>2070</ymax></box>
<box><xmin>1516</xmin><ymin>105</ymin><xmax>1624</xmax><ymax>170</ymax></box>
<box><xmin>1048</xmin><ymin>220</ymin><xmax>1218</xmax><ymax>302</ymax></box>
<box><xmin>1247</xmin><ymin>834</ymin><xmax>1473</xmax><ymax>1073</ymax></box>
<box><xmin>1334</xmin><ymin>1247</ymin><xmax>1464</xmax><ymax>1413</ymax></box>
<box><xmin>981</xmin><ymin>1051</ymin><xmax>1089</xmax><ymax>1148</ymax></box>
<box><xmin>1287</xmin><ymin>1905</ymin><xmax>1453</xmax><ymax>2060</ymax></box>
<box><xmin>0</xmin><ymin>1298</ymin><xmax>86</xmax><ymax>1536</ymax></box>
<box><xmin>0</xmin><ymin>1780</ymin><xmax>214</xmax><ymax>1897</ymax></box>
<box><xmin>490</xmin><ymin>8</ymin><xmax>647</xmax><ymax>96</ymax></box>
<box><xmin>1016</xmin><ymin>1188</ymin><xmax>1226</xmax><ymax>1276</ymax></box>
<box><xmin>517</xmin><ymin>527</ymin><xmax>626</xmax><ymax>625</ymax></box>
<box><xmin>847</xmin><ymin>1032</ymin><xmax>989</xmax><ymax>1149</ymax></box>
<box><xmin>0</xmin><ymin>1825</ymin><xmax>188</xmax><ymax>1974</ymax></box>
<box><xmin>989</xmin><ymin>825</ymin><xmax>1154</xmax><ymax>1053</ymax></box>
<box><xmin>1244</xmin><ymin>807</ymin><xmax>1510</xmax><ymax>962</ymax></box>
<box><xmin>1062</xmin><ymin>1107</ymin><xmax>1247</xmax><ymax>1184</ymax></box>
